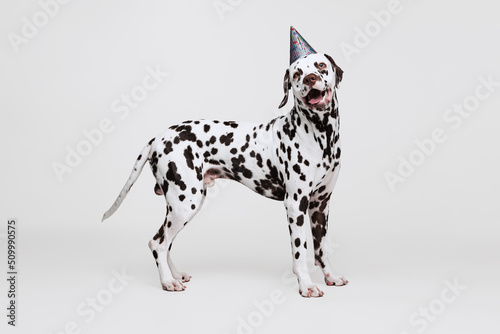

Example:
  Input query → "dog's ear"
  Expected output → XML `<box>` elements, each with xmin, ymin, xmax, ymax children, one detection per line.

<box><xmin>278</xmin><ymin>69</ymin><xmax>291</xmax><ymax>109</ymax></box>
<box><xmin>324</xmin><ymin>54</ymin><xmax>343</xmax><ymax>88</ymax></box>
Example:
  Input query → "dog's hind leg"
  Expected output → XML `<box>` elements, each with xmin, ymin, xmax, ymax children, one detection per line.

<box><xmin>166</xmin><ymin>189</ymin><xmax>206</xmax><ymax>284</ymax></box>
<box><xmin>167</xmin><ymin>251</ymin><xmax>191</xmax><ymax>283</ymax></box>
<box><xmin>148</xmin><ymin>179</ymin><xmax>206</xmax><ymax>291</ymax></box>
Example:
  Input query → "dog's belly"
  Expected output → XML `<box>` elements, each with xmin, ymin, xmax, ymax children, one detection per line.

<box><xmin>204</xmin><ymin>158</ymin><xmax>285</xmax><ymax>201</ymax></box>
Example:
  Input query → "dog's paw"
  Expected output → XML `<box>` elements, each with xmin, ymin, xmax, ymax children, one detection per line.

<box><xmin>299</xmin><ymin>285</ymin><xmax>324</xmax><ymax>298</ymax></box>
<box><xmin>161</xmin><ymin>279</ymin><xmax>186</xmax><ymax>292</ymax></box>
<box><xmin>325</xmin><ymin>273</ymin><xmax>348</xmax><ymax>286</ymax></box>
<box><xmin>175</xmin><ymin>272</ymin><xmax>191</xmax><ymax>283</ymax></box>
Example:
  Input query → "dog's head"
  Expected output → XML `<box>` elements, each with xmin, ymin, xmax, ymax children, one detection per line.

<box><xmin>279</xmin><ymin>54</ymin><xmax>343</xmax><ymax>111</ymax></box>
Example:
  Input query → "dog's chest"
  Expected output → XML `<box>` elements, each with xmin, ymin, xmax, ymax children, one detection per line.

<box><xmin>272</xmin><ymin>109</ymin><xmax>340</xmax><ymax>189</ymax></box>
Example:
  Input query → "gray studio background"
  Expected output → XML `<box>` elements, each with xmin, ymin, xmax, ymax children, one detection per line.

<box><xmin>1</xmin><ymin>0</ymin><xmax>499</xmax><ymax>333</ymax></box>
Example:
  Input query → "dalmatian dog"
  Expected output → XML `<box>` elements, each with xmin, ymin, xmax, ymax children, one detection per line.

<box><xmin>102</xmin><ymin>52</ymin><xmax>348</xmax><ymax>298</ymax></box>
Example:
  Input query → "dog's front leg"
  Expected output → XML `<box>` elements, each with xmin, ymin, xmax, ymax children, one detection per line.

<box><xmin>309</xmin><ymin>192</ymin><xmax>348</xmax><ymax>287</ymax></box>
<box><xmin>285</xmin><ymin>194</ymin><xmax>324</xmax><ymax>298</ymax></box>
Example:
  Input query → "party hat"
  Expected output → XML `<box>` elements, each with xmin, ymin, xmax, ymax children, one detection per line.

<box><xmin>289</xmin><ymin>26</ymin><xmax>316</xmax><ymax>65</ymax></box>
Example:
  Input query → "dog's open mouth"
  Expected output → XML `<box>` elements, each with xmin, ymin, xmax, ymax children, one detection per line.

<box><xmin>303</xmin><ymin>88</ymin><xmax>332</xmax><ymax>108</ymax></box>
<box><xmin>306</xmin><ymin>89</ymin><xmax>325</xmax><ymax>105</ymax></box>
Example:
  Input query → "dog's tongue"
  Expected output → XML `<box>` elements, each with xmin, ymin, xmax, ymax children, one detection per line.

<box><xmin>309</xmin><ymin>96</ymin><xmax>322</xmax><ymax>104</ymax></box>
<box><xmin>308</xmin><ymin>90</ymin><xmax>323</xmax><ymax>104</ymax></box>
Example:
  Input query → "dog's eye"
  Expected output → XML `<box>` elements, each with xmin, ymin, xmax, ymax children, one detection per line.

<box><xmin>293</xmin><ymin>72</ymin><xmax>300</xmax><ymax>81</ymax></box>
<box><xmin>319</xmin><ymin>63</ymin><xmax>326</xmax><ymax>69</ymax></box>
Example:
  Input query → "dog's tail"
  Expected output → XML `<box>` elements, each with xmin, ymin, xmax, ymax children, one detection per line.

<box><xmin>102</xmin><ymin>140</ymin><xmax>154</xmax><ymax>222</ymax></box>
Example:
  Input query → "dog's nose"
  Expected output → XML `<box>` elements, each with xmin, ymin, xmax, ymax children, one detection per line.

<box><xmin>303</xmin><ymin>74</ymin><xmax>319</xmax><ymax>87</ymax></box>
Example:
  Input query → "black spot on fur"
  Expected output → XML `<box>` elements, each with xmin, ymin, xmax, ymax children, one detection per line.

<box><xmin>161</xmin><ymin>180</ymin><xmax>168</xmax><ymax>194</ymax></box>
<box><xmin>256</xmin><ymin>153</ymin><xmax>263</xmax><ymax>168</ymax></box>
<box><xmin>315</xmin><ymin>254</ymin><xmax>325</xmax><ymax>268</ymax></box>
<box><xmin>164</xmin><ymin>141</ymin><xmax>173</xmax><ymax>155</ymax></box>
<box><xmin>335</xmin><ymin>147</ymin><xmax>341</xmax><ymax>159</ymax></box>
<box><xmin>184</xmin><ymin>146</ymin><xmax>195</xmax><ymax>170</ymax></box>
<box><xmin>293</xmin><ymin>164</ymin><xmax>301</xmax><ymax>174</ymax></box>
<box><xmin>195</xmin><ymin>166</ymin><xmax>203</xmax><ymax>181</ymax></box>
<box><xmin>230</xmin><ymin>154</ymin><xmax>253</xmax><ymax>179</ymax></box>
<box><xmin>166</xmin><ymin>161</ymin><xmax>186</xmax><ymax>191</ymax></box>
<box><xmin>296</xmin><ymin>215</ymin><xmax>304</xmax><ymax>226</ymax></box>
<box><xmin>265</xmin><ymin>159</ymin><xmax>281</xmax><ymax>183</ymax></box>
<box><xmin>219</xmin><ymin>133</ymin><xmax>234</xmax><ymax>146</ymax></box>
<box><xmin>175</xmin><ymin>125</ymin><xmax>197</xmax><ymax>142</ymax></box>
<box><xmin>295</xmin><ymin>238</ymin><xmax>301</xmax><ymax>247</ymax></box>
<box><xmin>223</xmin><ymin>121</ymin><xmax>239</xmax><ymax>128</ymax></box>
<box><xmin>153</xmin><ymin>225</ymin><xmax>164</xmax><ymax>241</ymax></box>
<box><xmin>299</xmin><ymin>197</ymin><xmax>308</xmax><ymax>213</ymax></box>
<box><xmin>311</xmin><ymin>211</ymin><xmax>326</xmax><ymax>225</ymax></box>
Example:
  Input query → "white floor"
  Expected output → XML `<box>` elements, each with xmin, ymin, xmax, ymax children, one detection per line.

<box><xmin>2</xmin><ymin>221</ymin><xmax>498</xmax><ymax>334</ymax></box>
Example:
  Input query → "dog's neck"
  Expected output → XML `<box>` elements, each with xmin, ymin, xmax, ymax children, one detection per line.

<box><xmin>288</xmin><ymin>91</ymin><xmax>340</xmax><ymax>162</ymax></box>
<box><xmin>291</xmin><ymin>89</ymin><xmax>339</xmax><ymax>128</ymax></box>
